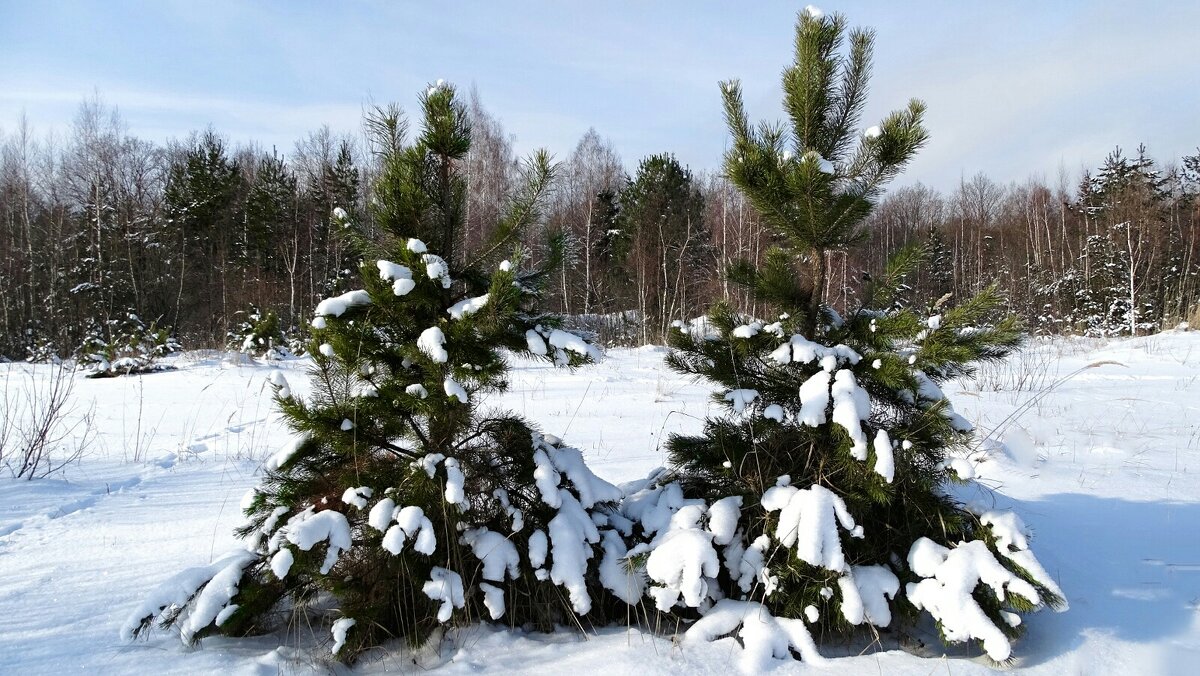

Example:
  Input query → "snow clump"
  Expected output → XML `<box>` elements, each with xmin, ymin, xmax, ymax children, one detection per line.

<box><xmin>314</xmin><ymin>290</ymin><xmax>371</xmax><ymax>317</ymax></box>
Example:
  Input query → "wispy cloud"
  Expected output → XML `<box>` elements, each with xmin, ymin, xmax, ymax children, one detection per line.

<box><xmin>1</xmin><ymin>1</ymin><xmax>1197</xmax><ymax>188</ymax></box>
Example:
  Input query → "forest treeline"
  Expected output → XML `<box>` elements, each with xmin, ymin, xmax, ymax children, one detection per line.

<box><xmin>2</xmin><ymin>93</ymin><xmax>1198</xmax><ymax>360</ymax></box>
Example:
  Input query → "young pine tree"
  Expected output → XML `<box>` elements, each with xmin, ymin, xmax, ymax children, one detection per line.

<box><xmin>651</xmin><ymin>8</ymin><xmax>1066</xmax><ymax>665</ymax></box>
<box><xmin>226</xmin><ymin>306</ymin><xmax>289</xmax><ymax>359</ymax></box>
<box><xmin>124</xmin><ymin>82</ymin><xmax>633</xmax><ymax>660</ymax></box>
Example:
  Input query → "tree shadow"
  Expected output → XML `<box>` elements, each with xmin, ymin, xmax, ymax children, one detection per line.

<box><xmin>989</xmin><ymin>492</ymin><xmax>1200</xmax><ymax>668</ymax></box>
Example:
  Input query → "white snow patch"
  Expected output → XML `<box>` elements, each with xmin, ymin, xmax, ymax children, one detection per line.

<box><xmin>684</xmin><ymin>599</ymin><xmax>825</xmax><ymax>673</ymax></box>
<box><xmin>448</xmin><ymin>294</ymin><xmax>489</xmax><ymax>320</ymax></box>
<box><xmin>443</xmin><ymin>377</ymin><xmax>469</xmax><ymax>403</ymax></box>
<box><xmin>463</xmin><ymin>528</ymin><xmax>520</xmax><ymax>581</ymax></box>
<box><xmin>798</xmin><ymin>370</ymin><xmax>832</xmax><ymax>426</ymax></box>
<box><xmin>376</xmin><ymin>260</ymin><xmax>416</xmax><ymax>296</ymax></box>
<box><xmin>418</xmin><ymin>326</ymin><xmax>448</xmax><ymax>363</ymax></box>
<box><xmin>284</xmin><ymin>509</ymin><xmax>352</xmax><ymax>575</ymax></box>
<box><xmin>266</xmin><ymin>434</ymin><xmax>309</xmax><ymax>471</ymax></box>
<box><xmin>382</xmin><ymin>506</ymin><xmax>437</xmax><ymax>555</ymax></box>
<box><xmin>838</xmin><ymin>565</ymin><xmax>899</xmax><ymax>627</ymax></box>
<box><xmin>443</xmin><ymin>457</ymin><xmax>466</xmax><ymax>505</ymax></box>
<box><xmin>547</xmin><ymin>329</ymin><xmax>601</xmax><ymax>362</ymax></box>
<box><xmin>906</xmin><ymin>538</ymin><xmax>1043</xmax><ymax>661</ymax></box>
<box><xmin>525</xmin><ymin>329</ymin><xmax>548</xmax><ymax>355</ymax></box>
<box><xmin>724</xmin><ymin>389</ymin><xmax>759</xmax><ymax>413</ymax></box>
<box><xmin>422</xmin><ymin>253</ymin><xmax>451</xmax><ymax>288</ymax></box>
<box><xmin>764</xmin><ymin>484</ymin><xmax>860</xmax><ymax>572</ymax></box>
<box><xmin>831</xmin><ymin>369</ymin><xmax>871</xmax><ymax>460</ymax></box>
<box><xmin>330</xmin><ymin>617</ymin><xmax>355</xmax><ymax>655</ymax></box>
<box><xmin>339</xmin><ymin>485</ymin><xmax>371</xmax><ymax>508</ymax></box>
<box><xmin>646</xmin><ymin>506</ymin><xmax>720</xmax><ymax>610</ymax></box>
<box><xmin>367</xmin><ymin>498</ymin><xmax>396</xmax><ymax>532</ymax></box>
<box><xmin>707</xmin><ymin>496</ymin><xmax>742</xmax><ymax>546</ymax></box>
<box><xmin>480</xmin><ymin>582</ymin><xmax>506</xmax><ymax>619</ymax></box>
<box><xmin>422</xmin><ymin>567</ymin><xmax>465</xmax><ymax>623</ymax></box>
<box><xmin>121</xmin><ymin>549</ymin><xmax>258</xmax><ymax>644</ymax></box>
<box><xmin>548</xmin><ymin>490</ymin><xmax>602</xmax><ymax>614</ymax></box>
<box><xmin>873</xmin><ymin>429</ymin><xmax>895</xmax><ymax>482</ymax></box>
<box><xmin>314</xmin><ymin>290</ymin><xmax>371</xmax><ymax>317</ymax></box>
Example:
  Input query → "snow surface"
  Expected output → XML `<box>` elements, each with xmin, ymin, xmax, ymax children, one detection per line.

<box><xmin>5</xmin><ymin>333</ymin><xmax>1200</xmax><ymax>673</ymax></box>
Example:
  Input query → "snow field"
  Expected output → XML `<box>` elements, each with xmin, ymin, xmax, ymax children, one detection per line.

<box><xmin>2</xmin><ymin>333</ymin><xmax>1200</xmax><ymax>673</ymax></box>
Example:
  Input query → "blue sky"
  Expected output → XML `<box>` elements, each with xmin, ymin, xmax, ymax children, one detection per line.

<box><xmin>2</xmin><ymin>1</ymin><xmax>1197</xmax><ymax>190</ymax></box>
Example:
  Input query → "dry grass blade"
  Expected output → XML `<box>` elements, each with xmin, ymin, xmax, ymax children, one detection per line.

<box><xmin>977</xmin><ymin>359</ymin><xmax>1128</xmax><ymax>446</ymax></box>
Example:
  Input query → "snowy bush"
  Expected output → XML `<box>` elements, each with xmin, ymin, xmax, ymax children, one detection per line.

<box><xmin>77</xmin><ymin>312</ymin><xmax>180</xmax><ymax>377</ymax></box>
<box><xmin>226</xmin><ymin>307</ymin><xmax>292</xmax><ymax>360</ymax></box>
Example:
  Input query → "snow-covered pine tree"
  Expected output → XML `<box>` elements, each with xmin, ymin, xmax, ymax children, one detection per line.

<box><xmin>640</xmin><ymin>7</ymin><xmax>1066</xmax><ymax>667</ymax></box>
<box><xmin>226</xmin><ymin>306</ymin><xmax>289</xmax><ymax>359</ymax></box>
<box><xmin>77</xmin><ymin>311</ymin><xmax>181</xmax><ymax>377</ymax></box>
<box><xmin>124</xmin><ymin>82</ymin><xmax>635</xmax><ymax>659</ymax></box>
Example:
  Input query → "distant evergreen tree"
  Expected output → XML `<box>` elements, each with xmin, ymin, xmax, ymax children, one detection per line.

<box><xmin>311</xmin><ymin>139</ymin><xmax>363</xmax><ymax>296</ymax></box>
<box><xmin>243</xmin><ymin>150</ymin><xmax>297</xmax><ymax>272</ymax></box>
<box><xmin>645</xmin><ymin>9</ymin><xmax>1065</xmax><ymax>664</ymax></box>
<box><xmin>588</xmin><ymin>187</ymin><xmax>622</xmax><ymax>305</ymax></box>
<box><xmin>126</xmin><ymin>83</ymin><xmax>633</xmax><ymax>660</ymax></box>
<box><xmin>162</xmin><ymin>131</ymin><xmax>242</xmax><ymax>332</ymax></box>
<box><xmin>615</xmin><ymin>154</ymin><xmax>708</xmax><ymax>341</ymax></box>
<box><xmin>1074</xmin><ymin>146</ymin><xmax>1172</xmax><ymax>334</ymax></box>
<box><xmin>77</xmin><ymin>311</ymin><xmax>180</xmax><ymax>377</ymax></box>
<box><xmin>923</xmin><ymin>225</ymin><xmax>954</xmax><ymax>304</ymax></box>
<box><xmin>226</xmin><ymin>306</ymin><xmax>289</xmax><ymax>359</ymax></box>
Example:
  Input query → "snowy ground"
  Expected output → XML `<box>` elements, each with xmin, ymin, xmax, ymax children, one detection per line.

<box><xmin>2</xmin><ymin>334</ymin><xmax>1199</xmax><ymax>675</ymax></box>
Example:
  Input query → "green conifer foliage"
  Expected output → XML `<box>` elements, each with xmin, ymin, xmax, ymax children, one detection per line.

<box><xmin>227</xmin><ymin>306</ymin><xmax>288</xmax><ymax>359</ymax></box>
<box><xmin>125</xmin><ymin>83</ymin><xmax>623</xmax><ymax>660</ymax></box>
<box><xmin>660</xmin><ymin>10</ymin><xmax>1065</xmax><ymax>662</ymax></box>
<box><xmin>77</xmin><ymin>311</ymin><xmax>180</xmax><ymax>377</ymax></box>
